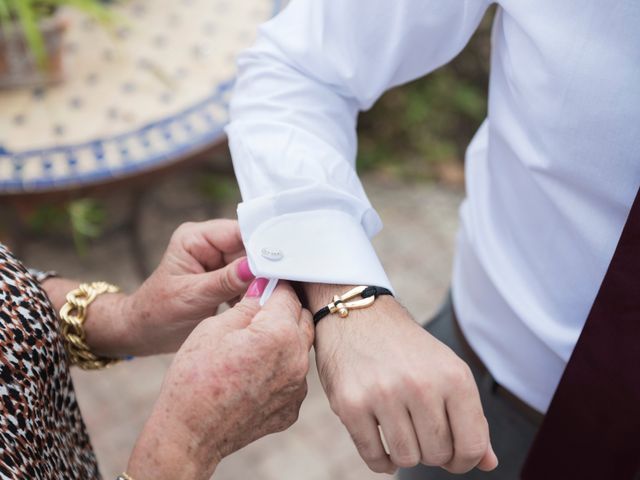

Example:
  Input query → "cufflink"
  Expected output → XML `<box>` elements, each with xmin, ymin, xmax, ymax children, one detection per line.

<box><xmin>261</xmin><ymin>247</ymin><xmax>283</xmax><ymax>261</ymax></box>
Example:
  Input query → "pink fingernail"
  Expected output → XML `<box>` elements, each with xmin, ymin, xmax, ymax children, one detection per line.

<box><xmin>237</xmin><ymin>258</ymin><xmax>255</xmax><ymax>282</ymax></box>
<box><xmin>246</xmin><ymin>277</ymin><xmax>268</xmax><ymax>298</ymax></box>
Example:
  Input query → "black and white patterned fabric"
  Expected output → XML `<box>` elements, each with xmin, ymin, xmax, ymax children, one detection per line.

<box><xmin>0</xmin><ymin>244</ymin><xmax>100</xmax><ymax>479</ymax></box>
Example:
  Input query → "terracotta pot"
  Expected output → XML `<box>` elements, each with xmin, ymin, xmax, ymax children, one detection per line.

<box><xmin>0</xmin><ymin>14</ymin><xmax>67</xmax><ymax>89</ymax></box>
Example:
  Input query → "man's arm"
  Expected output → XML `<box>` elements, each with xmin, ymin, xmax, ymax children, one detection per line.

<box><xmin>228</xmin><ymin>0</ymin><xmax>497</xmax><ymax>473</ymax></box>
<box><xmin>305</xmin><ymin>283</ymin><xmax>497</xmax><ymax>473</ymax></box>
<box><xmin>228</xmin><ymin>0</ymin><xmax>492</xmax><ymax>289</ymax></box>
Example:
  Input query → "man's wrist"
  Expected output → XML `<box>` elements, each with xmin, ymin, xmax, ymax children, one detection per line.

<box><xmin>303</xmin><ymin>283</ymin><xmax>358</xmax><ymax>313</ymax></box>
<box><xmin>303</xmin><ymin>282</ymin><xmax>398</xmax><ymax>329</ymax></box>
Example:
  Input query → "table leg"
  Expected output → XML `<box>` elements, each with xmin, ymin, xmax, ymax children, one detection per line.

<box><xmin>128</xmin><ymin>187</ymin><xmax>151</xmax><ymax>280</ymax></box>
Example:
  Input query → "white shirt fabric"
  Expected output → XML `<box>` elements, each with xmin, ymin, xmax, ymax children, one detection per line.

<box><xmin>227</xmin><ymin>0</ymin><xmax>640</xmax><ymax>413</ymax></box>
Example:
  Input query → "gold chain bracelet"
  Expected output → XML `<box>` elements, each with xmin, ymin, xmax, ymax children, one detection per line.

<box><xmin>59</xmin><ymin>281</ymin><xmax>121</xmax><ymax>370</ymax></box>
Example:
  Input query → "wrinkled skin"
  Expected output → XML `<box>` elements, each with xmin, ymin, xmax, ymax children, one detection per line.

<box><xmin>114</xmin><ymin>219</ymin><xmax>253</xmax><ymax>356</ymax></box>
<box><xmin>128</xmin><ymin>282</ymin><xmax>314</xmax><ymax>480</ymax></box>
<box><xmin>43</xmin><ymin>220</ymin><xmax>253</xmax><ymax>359</ymax></box>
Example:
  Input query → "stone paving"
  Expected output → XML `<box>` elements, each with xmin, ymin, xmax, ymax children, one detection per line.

<box><xmin>17</xmin><ymin>168</ymin><xmax>463</xmax><ymax>479</ymax></box>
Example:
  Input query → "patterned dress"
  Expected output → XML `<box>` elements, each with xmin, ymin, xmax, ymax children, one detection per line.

<box><xmin>0</xmin><ymin>244</ymin><xmax>100</xmax><ymax>479</ymax></box>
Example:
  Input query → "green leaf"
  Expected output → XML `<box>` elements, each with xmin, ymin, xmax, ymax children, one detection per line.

<box><xmin>198</xmin><ymin>173</ymin><xmax>240</xmax><ymax>202</ymax></box>
<box><xmin>13</xmin><ymin>0</ymin><xmax>47</xmax><ymax>68</ymax></box>
<box><xmin>1</xmin><ymin>0</ymin><xmax>119</xmax><ymax>71</ymax></box>
<box><xmin>67</xmin><ymin>198</ymin><xmax>106</xmax><ymax>255</ymax></box>
<box><xmin>0</xmin><ymin>0</ymin><xmax>11</xmax><ymax>23</ymax></box>
<box><xmin>50</xmin><ymin>0</ymin><xmax>117</xmax><ymax>25</ymax></box>
<box><xmin>27</xmin><ymin>204</ymin><xmax>67</xmax><ymax>233</ymax></box>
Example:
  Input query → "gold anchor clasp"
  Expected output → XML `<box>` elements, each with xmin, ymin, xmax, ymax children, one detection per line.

<box><xmin>327</xmin><ymin>286</ymin><xmax>375</xmax><ymax>318</ymax></box>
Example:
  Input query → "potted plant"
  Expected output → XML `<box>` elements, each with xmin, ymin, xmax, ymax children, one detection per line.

<box><xmin>0</xmin><ymin>0</ymin><xmax>112</xmax><ymax>88</ymax></box>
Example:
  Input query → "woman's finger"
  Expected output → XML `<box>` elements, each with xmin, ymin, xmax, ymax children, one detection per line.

<box><xmin>197</xmin><ymin>257</ymin><xmax>255</xmax><ymax>305</ymax></box>
<box><xmin>297</xmin><ymin>309</ymin><xmax>315</xmax><ymax>351</ymax></box>
<box><xmin>175</xmin><ymin>219</ymin><xmax>243</xmax><ymax>271</ymax></box>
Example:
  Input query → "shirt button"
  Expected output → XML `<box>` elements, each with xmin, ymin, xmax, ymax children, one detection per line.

<box><xmin>261</xmin><ymin>247</ymin><xmax>283</xmax><ymax>261</ymax></box>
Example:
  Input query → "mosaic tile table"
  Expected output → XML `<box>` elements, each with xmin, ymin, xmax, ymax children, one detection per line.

<box><xmin>0</xmin><ymin>0</ymin><xmax>280</xmax><ymax>194</ymax></box>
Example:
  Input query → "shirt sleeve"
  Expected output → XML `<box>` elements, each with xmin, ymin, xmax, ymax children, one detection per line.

<box><xmin>227</xmin><ymin>0</ymin><xmax>491</xmax><ymax>290</ymax></box>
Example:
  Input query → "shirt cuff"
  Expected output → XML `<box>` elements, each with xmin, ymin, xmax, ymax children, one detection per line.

<box><xmin>238</xmin><ymin>207</ymin><xmax>393</xmax><ymax>292</ymax></box>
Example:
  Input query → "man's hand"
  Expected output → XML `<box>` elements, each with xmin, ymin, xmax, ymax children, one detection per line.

<box><xmin>127</xmin><ymin>281</ymin><xmax>314</xmax><ymax>480</ymax></box>
<box><xmin>306</xmin><ymin>283</ymin><xmax>498</xmax><ymax>475</ymax></box>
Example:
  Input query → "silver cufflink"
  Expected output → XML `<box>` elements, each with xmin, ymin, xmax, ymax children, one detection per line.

<box><xmin>261</xmin><ymin>247</ymin><xmax>283</xmax><ymax>261</ymax></box>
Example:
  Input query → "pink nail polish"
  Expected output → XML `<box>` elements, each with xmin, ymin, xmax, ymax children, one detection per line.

<box><xmin>237</xmin><ymin>258</ymin><xmax>255</xmax><ymax>282</ymax></box>
<box><xmin>246</xmin><ymin>277</ymin><xmax>268</xmax><ymax>298</ymax></box>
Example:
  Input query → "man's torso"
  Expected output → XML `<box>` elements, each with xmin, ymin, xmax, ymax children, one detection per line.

<box><xmin>454</xmin><ymin>1</ymin><xmax>640</xmax><ymax>412</ymax></box>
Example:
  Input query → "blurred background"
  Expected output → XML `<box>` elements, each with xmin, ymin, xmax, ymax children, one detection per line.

<box><xmin>0</xmin><ymin>0</ymin><xmax>492</xmax><ymax>478</ymax></box>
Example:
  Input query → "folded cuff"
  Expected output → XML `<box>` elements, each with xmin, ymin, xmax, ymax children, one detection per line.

<box><xmin>238</xmin><ymin>208</ymin><xmax>393</xmax><ymax>291</ymax></box>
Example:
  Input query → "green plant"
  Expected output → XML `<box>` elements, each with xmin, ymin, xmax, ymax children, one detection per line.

<box><xmin>67</xmin><ymin>198</ymin><xmax>106</xmax><ymax>255</ymax></box>
<box><xmin>198</xmin><ymin>173</ymin><xmax>240</xmax><ymax>203</ymax></box>
<box><xmin>25</xmin><ymin>198</ymin><xmax>106</xmax><ymax>255</ymax></box>
<box><xmin>27</xmin><ymin>203</ymin><xmax>68</xmax><ymax>232</ymax></box>
<box><xmin>0</xmin><ymin>0</ymin><xmax>114</xmax><ymax>67</ymax></box>
<box><xmin>357</xmin><ymin>7</ymin><xmax>494</xmax><ymax>183</ymax></box>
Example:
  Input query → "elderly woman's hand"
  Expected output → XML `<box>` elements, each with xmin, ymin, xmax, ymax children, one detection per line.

<box><xmin>120</xmin><ymin>219</ymin><xmax>256</xmax><ymax>355</ymax></box>
<box><xmin>126</xmin><ymin>281</ymin><xmax>314</xmax><ymax>480</ymax></box>
<box><xmin>78</xmin><ymin>219</ymin><xmax>256</xmax><ymax>357</ymax></box>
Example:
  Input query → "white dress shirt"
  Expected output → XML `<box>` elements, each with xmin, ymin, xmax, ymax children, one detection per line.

<box><xmin>227</xmin><ymin>0</ymin><xmax>640</xmax><ymax>413</ymax></box>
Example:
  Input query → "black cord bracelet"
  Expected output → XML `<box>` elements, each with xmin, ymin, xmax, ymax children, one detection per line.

<box><xmin>313</xmin><ymin>285</ymin><xmax>393</xmax><ymax>325</ymax></box>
